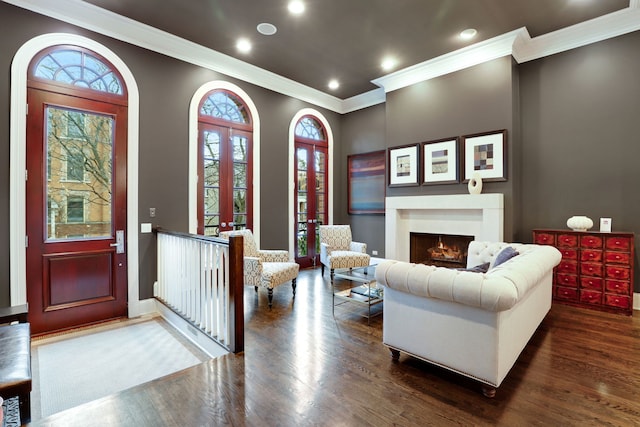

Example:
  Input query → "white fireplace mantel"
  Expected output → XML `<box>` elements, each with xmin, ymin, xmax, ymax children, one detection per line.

<box><xmin>385</xmin><ymin>193</ymin><xmax>504</xmax><ymax>262</ymax></box>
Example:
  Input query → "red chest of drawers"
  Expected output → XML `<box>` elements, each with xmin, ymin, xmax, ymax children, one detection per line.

<box><xmin>533</xmin><ymin>229</ymin><xmax>634</xmax><ymax>315</ymax></box>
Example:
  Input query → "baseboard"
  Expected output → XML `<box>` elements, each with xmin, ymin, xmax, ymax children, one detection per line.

<box><xmin>154</xmin><ymin>300</ymin><xmax>229</xmax><ymax>359</ymax></box>
<box><xmin>634</xmin><ymin>292</ymin><xmax>639</xmax><ymax>312</ymax></box>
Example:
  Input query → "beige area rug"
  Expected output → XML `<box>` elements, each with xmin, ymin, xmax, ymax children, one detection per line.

<box><xmin>31</xmin><ymin>317</ymin><xmax>211</xmax><ymax>420</ymax></box>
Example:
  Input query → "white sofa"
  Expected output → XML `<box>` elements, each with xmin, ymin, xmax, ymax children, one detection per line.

<box><xmin>375</xmin><ymin>241</ymin><xmax>561</xmax><ymax>397</ymax></box>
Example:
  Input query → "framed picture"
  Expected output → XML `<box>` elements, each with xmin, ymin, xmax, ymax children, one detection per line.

<box><xmin>347</xmin><ymin>150</ymin><xmax>386</xmax><ymax>214</ymax></box>
<box><xmin>388</xmin><ymin>144</ymin><xmax>420</xmax><ymax>187</ymax></box>
<box><xmin>462</xmin><ymin>129</ymin><xmax>507</xmax><ymax>182</ymax></box>
<box><xmin>422</xmin><ymin>137</ymin><xmax>459</xmax><ymax>185</ymax></box>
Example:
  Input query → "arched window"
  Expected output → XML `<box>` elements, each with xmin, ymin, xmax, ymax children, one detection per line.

<box><xmin>30</xmin><ymin>46</ymin><xmax>126</xmax><ymax>98</ymax></box>
<box><xmin>294</xmin><ymin>115</ymin><xmax>328</xmax><ymax>268</ymax></box>
<box><xmin>198</xmin><ymin>89</ymin><xmax>253</xmax><ymax>236</ymax></box>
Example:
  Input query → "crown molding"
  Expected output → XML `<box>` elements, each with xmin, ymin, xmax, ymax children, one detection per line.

<box><xmin>372</xmin><ymin>28</ymin><xmax>527</xmax><ymax>94</ymax></box>
<box><xmin>3</xmin><ymin>0</ymin><xmax>639</xmax><ymax>114</ymax></box>
<box><xmin>2</xmin><ymin>0</ymin><xmax>344</xmax><ymax>113</ymax></box>
<box><xmin>513</xmin><ymin>5</ymin><xmax>640</xmax><ymax>63</ymax></box>
<box><xmin>339</xmin><ymin>88</ymin><xmax>386</xmax><ymax>114</ymax></box>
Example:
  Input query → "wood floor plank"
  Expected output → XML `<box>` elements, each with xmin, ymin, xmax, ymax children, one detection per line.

<box><xmin>29</xmin><ymin>268</ymin><xmax>640</xmax><ymax>426</ymax></box>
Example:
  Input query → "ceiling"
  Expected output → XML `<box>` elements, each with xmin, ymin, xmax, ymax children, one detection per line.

<box><xmin>77</xmin><ymin>0</ymin><xmax>630</xmax><ymax>100</ymax></box>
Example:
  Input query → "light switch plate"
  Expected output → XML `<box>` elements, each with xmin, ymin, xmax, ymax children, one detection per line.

<box><xmin>599</xmin><ymin>218</ymin><xmax>612</xmax><ymax>233</ymax></box>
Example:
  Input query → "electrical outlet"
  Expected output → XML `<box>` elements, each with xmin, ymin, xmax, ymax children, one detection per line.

<box><xmin>149</xmin><ymin>207</ymin><xmax>156</xmax><ymax>217</ymax></box>
<box><xmin>372</xmin><ymin>250</ymin><xmax>378</xmax><ymax>256</ymax></box>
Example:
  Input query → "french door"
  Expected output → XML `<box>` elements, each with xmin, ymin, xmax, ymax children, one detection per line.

<box><xmin>198</xmin><ymin>123</ymin><xmax>253</xmax><ymax>235</ymax></box>
<box><xmin>294</xmin><ymin>141</ymin><xmax>328</xmax><ymax>268</ymax></box>
<box><xmin>26</xmin><ymin>88</ymin><xmax>128</xmax><ymax>334</ymax></box>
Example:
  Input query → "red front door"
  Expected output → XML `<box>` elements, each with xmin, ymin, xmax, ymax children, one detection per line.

<box><xmin>26</xmin><ymin>88</ymin><xmax>128</xmax><ymax>334</ymax></box>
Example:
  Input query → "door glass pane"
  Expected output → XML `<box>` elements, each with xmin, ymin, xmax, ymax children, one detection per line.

<box><xmin>232</xmin><ymin>135</ymin><xmax>248</xmax><ymax>161</ymax></box>
<box><xmin>233</xmin><ymin>163</ymin><xmax>246</xmax><ymax>187</ymax></box>
<box><xmin>46</xmin><ymin>106</ymin><xmax>113</xmax><ymax>240</ymax></box>
<box><xmin>297</xmin><ymin>219</ymin><xmax>307</xmax><ymax>256</ymax></box>
<box><xmin>205</xmin><ymin>188</ymin><xmax>219</xmax><ymax>215</ymax></box>
<box><xmin>233</xmin><ymin>190</ymin><xmax>246</xmax><ymax>215</ymax></box>
<box><xmin>203</xmin><ymin>130</ymin><xmax>220</xmax><ymax>227</ymax></box>
<box><xmin>233</xmin><ymin>214</ymin><xmax>246</xmax><ymax>230</ymax></box>
<box><xmin>204</xmin><ymin>215</ymin><xmax>219</xmax><ymax>236</ymax></box>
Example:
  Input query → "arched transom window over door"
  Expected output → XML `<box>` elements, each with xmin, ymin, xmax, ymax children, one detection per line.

<box><xmin>294</xmin><ymin>116</ymin><xmax>328</xmax><ymax>269</ymax></box>
<box><xmin>26</xmin><ymin>45</ymin><xmax>129</xmax><ymax>334</ymax></box>
<box><xmin>198</xmin><ymin>89</ymin><xmax>253</xmax><ymax>236</ymax></box>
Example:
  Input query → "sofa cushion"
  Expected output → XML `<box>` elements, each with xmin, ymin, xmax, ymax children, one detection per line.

<box><xmin>457</xmin><ymin>262</ymin><xmax>490</xmax><ymax>273</ymax></box>
<box><xmin>492</xmin><ymin>246</ymin><xmax>519</xmax><ymax>269</ymax></box>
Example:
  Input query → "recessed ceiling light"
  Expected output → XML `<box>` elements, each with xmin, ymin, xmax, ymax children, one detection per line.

<box><xmin>328</xmin><ymin>79</ymin><xmax>339</xmax><ymax>90</ymax></box>
<box><xmin>288</xmin><ymin>1</ymin><xmax>305</xmax><ymax>15</ymax></box>
<box><xmin>257</xmin><ymin>23</ymin><xmax>277</xmax><ymax>36</ymax></box>
<box><xmin>460</xmin><ymin>28</ymin><xmax>478</xmax><ymax>40</ymax></box>
<box><xmin>381</xmin><ymin>57</ymin><xmax>397</xmax><ymax>71</ymax></box>
<box><xmin>236</xmin><ymin>38</ymin><xmax>252</xmax><ymax>53</ymax></box>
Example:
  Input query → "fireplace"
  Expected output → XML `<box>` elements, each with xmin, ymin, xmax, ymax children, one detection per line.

<box><xmin>410</xmin><ymin>233</ymin><xmax>474</xmax><ymax>267</ymax></box>
<box><xmin>385</xmin><ymin>194</ymin><xmax>504</xmax><ymax>262</ymax></box>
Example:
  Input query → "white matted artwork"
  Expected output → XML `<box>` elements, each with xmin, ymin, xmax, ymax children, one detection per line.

<box><xmin>422</xmin><ymin>137</ymin><xmax>459</xmax><ymax>185</ymax></box>
<box><xmin>462</xmin><ymin>129</ymin><xmax>507</xmax><ymax>182</ymax></box>
<box><xmin>388</xmin><ymin>144</ymin><xmax>419</xmax><ymax>186</ymax></box>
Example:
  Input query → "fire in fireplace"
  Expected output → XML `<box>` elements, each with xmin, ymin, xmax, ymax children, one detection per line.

<box><xmin>410</xmin><ymin>233</ymin><xmax>474</xmax><ymax>267</ymax></box>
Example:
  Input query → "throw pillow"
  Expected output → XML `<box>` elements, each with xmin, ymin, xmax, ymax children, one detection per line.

<box><xmin>456</xmin><ymin>262</ymin><xmax>490</xmax><ymax>273</ymax></box>
<box><xmin>492</xmin><ymin>246</ymin><xmax>519</xmax><ymax>269</ymax></box>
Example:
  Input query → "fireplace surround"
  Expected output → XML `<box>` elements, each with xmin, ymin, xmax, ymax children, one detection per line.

<box><xmin>385</xmin><ymin>194</ymin><xmax>504</xmax><ymax>262</ymax></box>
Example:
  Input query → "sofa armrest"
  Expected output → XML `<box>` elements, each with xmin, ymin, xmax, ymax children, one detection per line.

<box><xmin>258</xmin><ymin>249</ymin><xmax>290</xmax><ymax>262</ymax></box>
<box><xmin>0</xmin><ymin>304</ymin><xmax>28</xmax><ymax>325</ymax></box>
<box><xmin>350</xmin><ymin>241</ymin><xmax>367</xmax><ymax>253</ymax></box>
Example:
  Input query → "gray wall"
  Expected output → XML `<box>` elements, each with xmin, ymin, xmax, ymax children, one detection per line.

<box><xmin>0</xmin><ymin>3</ymin><xmax>339</xmax><ymax>304</ymax></box>
<box><xmin>519</xmin><ymin>30</ymin><xmax>640</xmax><ymax>291</ymax></box>
<box><xmin>338</xmin><ymin>104</ymin><xmax>386</xmax><ymax>255</ymax></box>
<box><xmin>341</xmin><ymin>57</ymin><xmax>519</xmax><ymax>255</ymax></box>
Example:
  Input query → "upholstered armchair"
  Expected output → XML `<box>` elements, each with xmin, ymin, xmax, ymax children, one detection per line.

<box><xmin>219</xmin><ymin>229</ymin><xmax>299</xmax><ymax>307</ymax></box>
<box><xmin>319</xmin><ymin>225</ymin><xmax>371</xmax><ymax>278</ymax></box>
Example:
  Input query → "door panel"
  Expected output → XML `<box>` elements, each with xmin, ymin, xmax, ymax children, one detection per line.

<box><xmin>46</xmin><ymin>251</ymin><xmax>113</xmax><ymax>307</ymax></box>
<box><xmin>26</xmin><ymin>88</ymin><xmax>128</xmax><ymax>334</ymax></box>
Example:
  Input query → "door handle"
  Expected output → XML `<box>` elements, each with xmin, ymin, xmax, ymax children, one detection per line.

<box><xmin>112</xmin><ymin>230</ymin><xmax>125</xmax><ymax>254</ymax></box>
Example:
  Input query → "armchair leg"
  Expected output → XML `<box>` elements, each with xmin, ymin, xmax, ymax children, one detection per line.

<box><xmin>330</xmin><ymin>268</ymin><xmax>335</xmax><ymax>279</ymax></box>
<box><xmin>255</xmin><ymin>286</ymin><xmax>258</xmax><ymax>292</ymax></box>
<box><xmin>268</xmin><ymin>288</ymin><xmax>274</xmax><ymax>308</ymax></box>
<box><xmin>292</xmin><ymin>278</ymin><xmax>297</xmax><ymax>297</ymax></box>
<box><xmin>19</xmin><ymin>392</ymin><xmax>31</xmax><ymax>423</ymax></box>
<box><xmin>321</xmin><ymin>264</ymin><xmax>325</xmax><ymax>276</ymax></box>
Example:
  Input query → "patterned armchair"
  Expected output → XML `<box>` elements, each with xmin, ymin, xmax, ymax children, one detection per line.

<box><xmin>219</xmin><ymin>229</ymin><xmax>299</xmax><ymax>307</ymax></box>
<box><xmin>319</xmin><ymin>225</ymin><xmax>371</xmax><ymax>278</ymax></box>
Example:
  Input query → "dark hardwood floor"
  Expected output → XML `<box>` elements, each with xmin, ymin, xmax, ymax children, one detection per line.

<box><xmin>29</xmin><ymin>268</ymin><xmax>640</xmax><ymax>426</ymax></box>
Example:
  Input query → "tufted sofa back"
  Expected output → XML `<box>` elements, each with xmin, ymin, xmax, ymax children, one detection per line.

<box><xmin>467</xmin><ymin>241</ymin><xmax>525</xmax><ymax>269</ymax></box>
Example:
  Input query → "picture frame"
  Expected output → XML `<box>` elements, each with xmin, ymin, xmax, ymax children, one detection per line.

<box><xmin>347</xmin><ymin>150</ymin><xmax>386</xmax><ymax>214</ymax></box>
<box><xmin>421</xmin><ymin>137</ymin><xmax>459</xmax><ymax>185</ymax></box>
<box><xmin>461</xmin><ymin>129</ymin><xmax>507</xmax><ymax>182</ymax></box>
<box><xmin>388</xmin><ymin>143</ymin><xmax>420</xmax><ymax>187</ymax></box>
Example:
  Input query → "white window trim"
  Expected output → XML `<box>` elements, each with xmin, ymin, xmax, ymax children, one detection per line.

<box><xmin>288</xmin><ymin>109</ymin><xmax>334</xmax><ymax>257</ymax></box>
<box><xmin>10</xmin><ymin>33</ymin><xmax>143</xmax><ymax>317</ymax></box>
<box><xmin>188</xmin><ymin>81</ymin><xmax>261</xmax><ymax>245</ymax></box>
